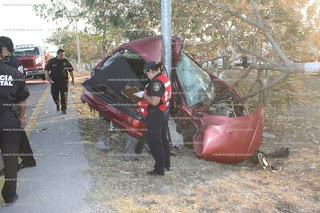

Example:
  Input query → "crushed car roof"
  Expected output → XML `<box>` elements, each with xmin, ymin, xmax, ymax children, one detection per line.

<box><xmin>120</xmin><ymin>35</ymin><xmax>183</xmax><ymax>64</ymax></box>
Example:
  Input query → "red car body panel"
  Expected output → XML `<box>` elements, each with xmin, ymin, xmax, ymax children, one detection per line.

<box><xmin>122</xmin><ymin>36</ymin><xmax>164</xmax><ymax>62</ymax></box>
<box><xmin>95</xmin><ymin>36</ymin><xmax>183</xmax><ymax>67</ymax></box>
<box><xmin>81</xmin><ymin>35</ymin><xmax>264</xmax><ymax>163</ymax></box>
<box><xmin>81</xmin><ymin>88</ymin><xmax>145</xmax><ymax>138</ymax></box>
<box><xmin>193</xmin><ymin>106</ymin><xmax>264</xmax><ymax>163</ymax></box>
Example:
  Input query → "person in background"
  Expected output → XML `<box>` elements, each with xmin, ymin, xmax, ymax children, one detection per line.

<box><xmin>0</xmin><ymin>41</ymin><xmax>30</xmax><ymax>206</ymax></box>
<box><xmin>45</xmin><ymin>49</ymin><xmax>74</xmax><ymax>114</ymax></box>
<box><xmin>134</xmin><ymin>61</ymin><xmax>172</xmax><ymax>176</ymax></box>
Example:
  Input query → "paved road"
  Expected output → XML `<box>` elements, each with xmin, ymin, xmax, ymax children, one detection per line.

<box><xmin>24</xmin><ymin>83</ymin><xmax>48</xmax><ymax>126</ymax></box>
<box><xmin>1</xmin><ymin>83</ymin><xmax>94</xmax><ymax>212</ymax></box>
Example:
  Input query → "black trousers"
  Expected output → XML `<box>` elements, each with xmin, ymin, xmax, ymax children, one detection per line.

<box><xmin>162</xmin><ymin>110</ymin><xmax>171</xmax><ymax>170</ymax></box>
<box><xmin>0</xmin><ymin>112</ymin><xmax>21</xmax><ymax>202</ymax></box>
<box><xmin>19</xmin><ymin>131</ymin><xmax>36</xmax><ymax>165</ymax></box>
<box><xmin>51</xmin><ymin>83</ymin><xmax>68</xmax><ymax>111</ymax></box>
<box><xmin>146</xmin><ymin>110</ymin><xmax>170</xmax><ymax>175</ymax></box>
<box><xmin>1</xmin><ymin>131</ymin><xmax>36</xmax><ymax>166</ymax></box>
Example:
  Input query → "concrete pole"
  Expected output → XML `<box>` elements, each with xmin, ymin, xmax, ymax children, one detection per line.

<box><xmin>73</xmin><ymin>1</ymin><xmax>82</xmax><ymax>71</ymax></box>
<box><xmin>75</xmin><ymin>19</ymin><xmax>82</xmax><ymax>71</ymax></box>
<box><xmin>161</xmin><ymin>0</ymin><xmax>172</xmax><ymax>78</ymax></box>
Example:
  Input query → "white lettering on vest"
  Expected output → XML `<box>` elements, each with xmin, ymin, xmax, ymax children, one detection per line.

<box><xmin>0</xmin><ymin>75</ymin><xmax>14</xmax><ymax>86</ymax></box>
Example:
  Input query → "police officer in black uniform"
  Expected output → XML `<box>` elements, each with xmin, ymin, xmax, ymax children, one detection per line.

<box><xmin>0</xmin><ymin>36</ymin><xmax>36</xmax><ymax>176</ymax></box>
<box><xmin>0</xmin><ymin>36</ymin><xmax>24</xmax><ymax>75</ymax></box>
<box><xmin>134</xmin><ymin>62</ymin><xmax>172</xmax><ymax>176</ymax></box>
<box><xmin>45</xmin><ymin>49</ymin><xmax>74</xmax><ymax>114</ymax></box>
<box><xmin>0</xmin><ymin>41</ymin><xmax>30</xmax><ymax>206</ymax></box>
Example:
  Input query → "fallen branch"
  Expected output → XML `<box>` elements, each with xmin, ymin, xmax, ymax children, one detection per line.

<box><xmin>242</xmin><ymin>71</ymin><xmax>289</xmax><ymax>100</ymax></box>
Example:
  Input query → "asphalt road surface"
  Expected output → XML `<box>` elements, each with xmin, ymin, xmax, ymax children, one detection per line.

<box><xmin>1</xmin><ymin>82</ymin><xmax>93</xmax><ymax>212</ymax></box>
<box><xmin>24</xmin><ymin>83</ymin><xmax>48</xmax><ymax>126</ymax></box>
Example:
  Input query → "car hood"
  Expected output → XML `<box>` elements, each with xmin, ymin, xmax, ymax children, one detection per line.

<box><xmin>193</xmin><ymin>106</ymin><xmax>264</xmax><ymax>163</ymax></box>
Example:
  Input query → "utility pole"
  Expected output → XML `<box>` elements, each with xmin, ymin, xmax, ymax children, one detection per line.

<box><xmin>73</xmin><ymin>1</ymin><xmax>82</xmax><ymax>71</ymax></box>
<box><xmin>66</xmin><ymin>15</ymin><xmax>82</xmax><ymax>71</ymax></box>
<box><xmin>75</xmin><ymin>18</ymin><xmax>82</xmax><ymax>71</ymax></box>
<box><xmin>161</xmin><ymin>0</ymin><xmax>172</xmax><ymax>78</ymax></box>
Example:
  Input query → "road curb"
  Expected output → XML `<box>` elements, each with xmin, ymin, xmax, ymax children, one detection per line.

<box><xmin>25</xmin><ymin>76</ymin><xmax>89</xmax><ymax>85</ymax></box>
<box><xmin>26</xmin><ymin>80</ymin><xmax>49</xmax><ymax>85</ymax></box>
<box><xmin>25</xmin><ymin>84</ymin><xmax>50</xmax><ymax>139</ymax></box>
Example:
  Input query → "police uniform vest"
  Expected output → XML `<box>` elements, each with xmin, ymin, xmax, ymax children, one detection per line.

<box><xmin>140</xmin><ymin>72</ymin><xmax>171</xmax><ymax>117</ymax></box>
<box><xmin>0</xmin><ymin>62</ymin><xmax>29</xmax><ymax>114</ymax></box>
<box><xmin>2</xmin><ymin>56</ymin><xmax>24</xmax><ymax>74</ymax></box>
<box><xmin>45</xmin><ymin>57</ymin><xmax>73</xmax><ymax>83</ymax></box>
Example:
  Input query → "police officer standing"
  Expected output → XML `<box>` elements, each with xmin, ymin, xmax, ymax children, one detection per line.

<box><xmin>134</xmin><ymin>61</ymin><xmax>172</xmax><ymax>176</ymax></box>
<box><xmin>0</xmin><ymin>41</ymin><xmax>30</xmax><ymax>206</ymax></box>
<box><xmin>0</xmin><ymin>37</ymin><xmax>24</xmax><ymax>75</ymax></box>
<box><xmin>45</xmin><ymin>49</ymin><xmax>74</xmax><ymax>114</ymax></box>
<box><xmin>0</xmin><ymin>37</ymin><xmax>36</xmax><ymax>175</ymax></box>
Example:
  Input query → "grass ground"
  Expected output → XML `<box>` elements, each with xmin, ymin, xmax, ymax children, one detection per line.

<box><xmin>71</xmin><ymin>71</ymin><xmax>320</xmax><ymax>213</ymax></box>
<box><xmin>2</xmin><ymin>71</ymin><xmax>317</xmax><ymax>211</ymax></box>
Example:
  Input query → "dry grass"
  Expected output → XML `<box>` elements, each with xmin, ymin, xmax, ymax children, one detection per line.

<box><xmin>71</xmin><ymin>71</ymin><xmax>320</xmax><ymax>213</ymax></box>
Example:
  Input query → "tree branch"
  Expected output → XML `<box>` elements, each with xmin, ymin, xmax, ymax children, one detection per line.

<box><xmin>248</xmin><ymin>80</ymin><xmax>258</xmax><ymax>94</ymax></box>
<box><xmin>199</xmin><ymin>0</ymin><xmax>320</xmax><ymax>100</ymax></box>
<box><xmin>200</xmin><ymin>0</ymin><xmax>258</xmax><ymax>27</ymax></box>
<box><xmin>211</xmin><ymin>17</ymin><xmax>279</xmax><ymax>66</ymax></box>
<box><xmin>241</xmin><ymin>71</ymin><xmax>290</xmax><ymax>100</ymax></box>
<box><xmin>249</xmin><ymin>63</ymin><xmax>320</xmax><ymax>73</ymax></box>
<box><xmin>199</xmin><ymin>55</ymin><xmax>227</xmax><ymax>64</ymax></box>
<box><xmin>232</xmin><ymin>68</ymin><xmax>253</xmax><ymax>88</ymax></box>
<box><xmin>248</xmin><ymin>0</ymin><xmax>293</xmax><ymax>66</ymax></box>
<box><xmin>201</xmin><ymin>0</ymin><xmax>294</xmax><ymax>67</ymax></box>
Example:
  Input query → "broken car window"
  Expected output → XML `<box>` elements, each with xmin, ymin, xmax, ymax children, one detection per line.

<box><xmin>102</xmin><ymin>52</ymin><xmax>122</xmax><ymax>68</ymax></box>
<box><xmin>176</xmin><ymin>53</ymin><xmax>215</xmax><ymax>107</ymax></box>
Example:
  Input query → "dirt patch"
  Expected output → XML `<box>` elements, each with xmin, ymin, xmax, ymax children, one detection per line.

<box><xmin>71</xmin><ymin>71</ymin><xmax>320</xmax><ymax>212</ymax></box>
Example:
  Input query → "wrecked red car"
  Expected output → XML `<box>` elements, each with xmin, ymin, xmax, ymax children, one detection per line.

<box><xmin>81</xmin><ymin>35</ymin><xmax>264</xmax><ymax>163</ymax></box>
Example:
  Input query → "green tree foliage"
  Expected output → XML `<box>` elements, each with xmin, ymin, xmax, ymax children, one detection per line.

<box><xmin>34</xmin><ymin>0</ymin><xmax>318</xmax><ymax>62</ymax></box>
<box><xmin>46</xmin><ymin>28</ymin><xmax>103</xmax><ymax>63</ymax></box>
<box><xmin>84</xmin><ymin>0</ymin><xmax>160</xmax><ymax>41</ymax></box>
<box><xmin>34</xmin><ymin>0</ymin><xmax>160</xmax><ymax>55</ymax></box>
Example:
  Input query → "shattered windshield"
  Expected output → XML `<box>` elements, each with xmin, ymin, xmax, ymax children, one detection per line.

<box><xmin>176</xmin><ymin>53</ymin><xmax>215</xmax><ymax>107</ymax></box>
<box><xmin>14</xmin><ymin>47</ymin><xmax>40</xmax><ymax>57</ymax></box>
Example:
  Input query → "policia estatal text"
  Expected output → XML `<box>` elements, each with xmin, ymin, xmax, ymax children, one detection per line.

<box><xmin>0</xmin><ymin>41</ymin><xmax>30</xmax><ymax>206</ymax></box>
<box><xmin>45</xmin><ymin>49</ymin><xmax>74</xmax><ymax>114</ymax></box>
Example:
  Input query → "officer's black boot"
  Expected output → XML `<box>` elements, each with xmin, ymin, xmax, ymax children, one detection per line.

<box><xmin>3</xmin><ymin>194</ymin><xmax>18</xmax><ymax>206</ymax></box>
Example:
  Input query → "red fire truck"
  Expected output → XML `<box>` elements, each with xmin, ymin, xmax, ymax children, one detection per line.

<box><xmin>13</xmin><ymin>44</ymin><xmax>46</xmax><ymax>80</ymax></box>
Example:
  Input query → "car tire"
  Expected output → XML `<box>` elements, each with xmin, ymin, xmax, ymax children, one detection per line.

<box><xmin>40</xmin><ymin>74</ymin><xmax>46</xmax><ymax>80</ymax></box>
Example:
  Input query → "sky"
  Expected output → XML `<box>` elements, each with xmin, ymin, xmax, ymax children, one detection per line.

<box><xmin>0</xmin><ymin>0</ymin><xmax>51</xmax><ymax>46</ymax></box>
<box><xmin>0</xmin><ymin>0</ymin><xmax>74</xmax><ymax>50</ymax></box>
